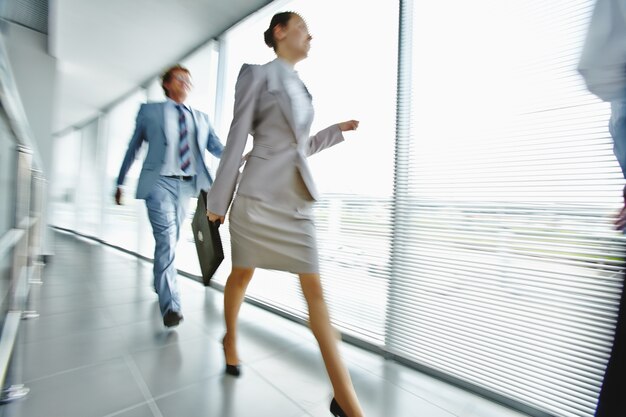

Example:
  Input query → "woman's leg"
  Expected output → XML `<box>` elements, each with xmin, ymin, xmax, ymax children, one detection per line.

<box><xmin>299</xmin><ymin>273</ymin><xmax>364</xmax><ymax>417</ymax></box>
<box><xmin>223</xmin><ymin>267</ymin><xmax>255</xmax><ymax>365</ymax></box>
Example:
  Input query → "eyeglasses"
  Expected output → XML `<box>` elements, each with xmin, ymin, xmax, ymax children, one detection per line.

<box><xmin>173</xmin><ymin>74</ymin><xmax>193</xmax><ymax>86</ymax></box>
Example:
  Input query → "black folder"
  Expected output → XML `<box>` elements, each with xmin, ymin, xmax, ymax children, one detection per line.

<box><xmin>191</xmin><ymin>190</ymin><xmax>224</xmax><ymax>286</ymax></box>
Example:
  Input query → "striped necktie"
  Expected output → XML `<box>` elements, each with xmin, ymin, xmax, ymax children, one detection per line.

<box><xmin>176</xmin><ymin>104</ymin><xmax>191</xmax><ymax>173</ymax></box>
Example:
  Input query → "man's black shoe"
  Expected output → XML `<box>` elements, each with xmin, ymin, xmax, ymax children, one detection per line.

<box><xmin>163</xmin><ymin>310</ymin><xmax>183</xmax><ymax>328</ymax></box>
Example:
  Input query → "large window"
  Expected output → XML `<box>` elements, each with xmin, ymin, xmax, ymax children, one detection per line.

<box><xmin>75</xmin><ymin>119</ymin><xmax>101</xmax><ymax>237</ymax></box>
<box><xmin>388</xmin><ymin>1</ymin><xmax>625</xmax><ymax>416</ymax></box>
<box><xmin>50</xmin><ymin>129</ymin><xmax>82</xmax><ymax>231</ymax></box>
<box><xmin>101</xmin><ymin>89</ymin><xmax>148</xmax><ymax>252</ymax></box>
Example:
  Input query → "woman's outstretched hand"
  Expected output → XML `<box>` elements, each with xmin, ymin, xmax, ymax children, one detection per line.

<box><xmin>338</xmin><ymin>120</ymin><xmax>359</xmax><ymax>132</ymax></box>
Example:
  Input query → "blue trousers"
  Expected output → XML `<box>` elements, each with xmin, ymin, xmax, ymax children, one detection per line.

<box><xmin>145</xmin><ymin>176</ymin><xmax>195</xmax><ymax>316</ymax></box>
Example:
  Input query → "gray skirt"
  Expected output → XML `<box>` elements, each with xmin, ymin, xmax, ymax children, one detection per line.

<box><xmin>228</xmin><ymin>174</ymin><xmax>319</xmax><ymax>274</ymax></box>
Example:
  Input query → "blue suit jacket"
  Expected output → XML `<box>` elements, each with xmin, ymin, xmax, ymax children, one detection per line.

<box><xmin>116</xmin><ymin>102</ymin><xmax>224</xmax><ymax>199</ymax></box>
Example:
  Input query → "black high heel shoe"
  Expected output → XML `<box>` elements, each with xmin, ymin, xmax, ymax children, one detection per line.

<box><xmin>330</xmin><ymin>398</ymin><xmax>347</xmax><ymax>417</ymax></box>
<box><xmin>222</xmin><ymin>336</ymin><xmax>241</xmax><ymax>377</ymax></box>
<box><xmin>225</xmin><ymin>363</ymin><xmax>241</xmax><ymax>377</ymax></box>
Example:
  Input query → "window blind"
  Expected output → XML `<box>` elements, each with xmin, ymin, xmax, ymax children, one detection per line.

<box><xmin>387</xmin><ymin>1</ymin><xmax>625</xmax><ymax>416</ymax></box>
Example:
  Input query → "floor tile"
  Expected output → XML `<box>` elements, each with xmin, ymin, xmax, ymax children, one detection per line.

<box><xmin>154</xmin><ymin>370</ymin><xmax>304</xmax><ymax>417</ymax></box>
<box><xmin>247</xmin><ymin>342</ymin><xmax>330</xmax><ymax>409</ymax></box>
<box><xmin>349</xmin><ymin>364</ymin><xmax>458</xmax><ymax>417</ymax></box>
<box><xmin>17</xmin><ymin>326</ymin><xmax>125</xmax><ymax>381</ymax></box>
<box><xmin>17</xmin><ymin>307</ymin><xmax>114</xmax><ymax>344</ymax></box>
<box><xmin>130</xmin><ymin>336</ymin><xmax>224</xmax><ymax>397</ymax></box>
<box><xmin>28</xmin><ymin>290</ymin><xmax>101</xmax><ymax>316</ymax></box>
<box><xmin>104</xmin><ymin>299</ymin><xmax>162</xmax><ymax>327</ymax></box>
<box><xmin>103</xmin><ymin>403</ymin><xmax>156</xmax><ymax>417</ymax></box>
<box><xmin>5</xmin><ymin>358</ymin><xmax>145</xmax><ymax>417</ymax></box>
<box><xmin>114</xmin><ymin>317</ymin><xmax>209</xmax><ymax>353</ymax></box>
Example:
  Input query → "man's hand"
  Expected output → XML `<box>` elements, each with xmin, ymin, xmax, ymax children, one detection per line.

<box><xmin>114</xmin><ymin>187</ymin><xmax>123</xmax><ymax>205</ymax></box>
<box><xmin>616</xmin><ymin>185</ymin><xmax>626</xmax><ymax>230</ymax></box>
<box><xmin>207</xmin><ymin>211</ymin><xmax>225</xmax><ymax>224</ymax></box>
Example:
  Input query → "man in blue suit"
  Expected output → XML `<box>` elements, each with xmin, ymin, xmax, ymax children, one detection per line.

<box><xmin>115</xmin><ymin>64</ymin><xmax>224</xmax><ymax>327</ymax></box>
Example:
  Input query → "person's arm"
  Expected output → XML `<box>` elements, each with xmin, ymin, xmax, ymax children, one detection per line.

<box><xmin>206</xmin><ymin>64</ymin><xmax>260</xmax><ymax>222</ymax></box>
<box><xmin>115</xmin><ymin>104</ymin><xmax>146</xmax><ymax>205</ymax></box>
<box><xmin>205</xmin><ymin>122</ymin><xmax>224</xmax><ymax>158</ymax></box>
<box><xmin>305</xmin><ymin>119</ymin><xmax>359</xmax><ymax>157</ymax></box>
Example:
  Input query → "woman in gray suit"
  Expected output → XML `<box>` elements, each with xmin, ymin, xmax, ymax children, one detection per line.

<box><xmin>206</xmin><ymin>11</ymin><xmax>364</xmax><ymax>417</ymax></box>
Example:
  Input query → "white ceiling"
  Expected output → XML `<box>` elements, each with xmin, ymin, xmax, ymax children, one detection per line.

<box><xmin>49</xmin><ymin>0</ymin><xmax>273</xmax><ymax>134</ymax></box>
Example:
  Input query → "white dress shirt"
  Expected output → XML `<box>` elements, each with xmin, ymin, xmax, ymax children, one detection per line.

<box><xmin>161</xmin><ymin>98</ymin><xmax>198</xmax><ymax>176</ymax></box>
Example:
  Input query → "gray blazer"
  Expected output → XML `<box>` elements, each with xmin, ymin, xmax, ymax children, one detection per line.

<box><xmin>207</xmin><ymin>59</ymin><xmax>344</xmax><ymax>216</ymax></box>
<box><xmin>116</xmin><ymin>102</ymin><xmax>224</xmax><ymax>199</ymax></box>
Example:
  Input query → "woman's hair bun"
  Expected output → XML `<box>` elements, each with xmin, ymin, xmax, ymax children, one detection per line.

<box><xmin>264</xmin><ymin>28</ymin><xmax>274</xmax><ymax>48</ymax></box>
<box><xmin>263</xmin><ymin>12</ymin><xmax>296</xmax><ymax>50</ymax></box>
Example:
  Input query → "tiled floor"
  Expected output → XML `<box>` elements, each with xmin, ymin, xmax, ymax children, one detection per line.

<box><xmin>2</xmin><ymin>231</ymin><xmax>532</xmax><ymax>417</ymax></box>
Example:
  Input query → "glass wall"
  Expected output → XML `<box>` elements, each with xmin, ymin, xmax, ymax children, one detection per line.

<box><xmin>102</xmin><ymin>89</ymin><xmax>148</xmax><ymax>252</ymax></box>
<box><xmin>388</xmin><ymin>1</ymin><xmax>624</xmax><ymax>416</ymax></box>
<box><xmin>50</xmin><ymin>89</ymin><xmax>149</xmax><ymax>251</ymax></box>
<box><xmin>75</xmin><ymin>118</ymin><xmax>101</xmax><ymax>237</ymax></box>
<box><xmin>50</xmin><ymin>129</ymin><xmax>81</xmax><ymax>231</ymax></box>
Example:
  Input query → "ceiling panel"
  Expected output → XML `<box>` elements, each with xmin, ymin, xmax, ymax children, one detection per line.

<box><xmin>49</xmin><ymin>0</ymin><xmax>273</xmax><ymax>133</ymax></box>
<box><xmin>1</xmin><ymin>0</ymin><xmax>48</xmax><ymax>34</ymax></box>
